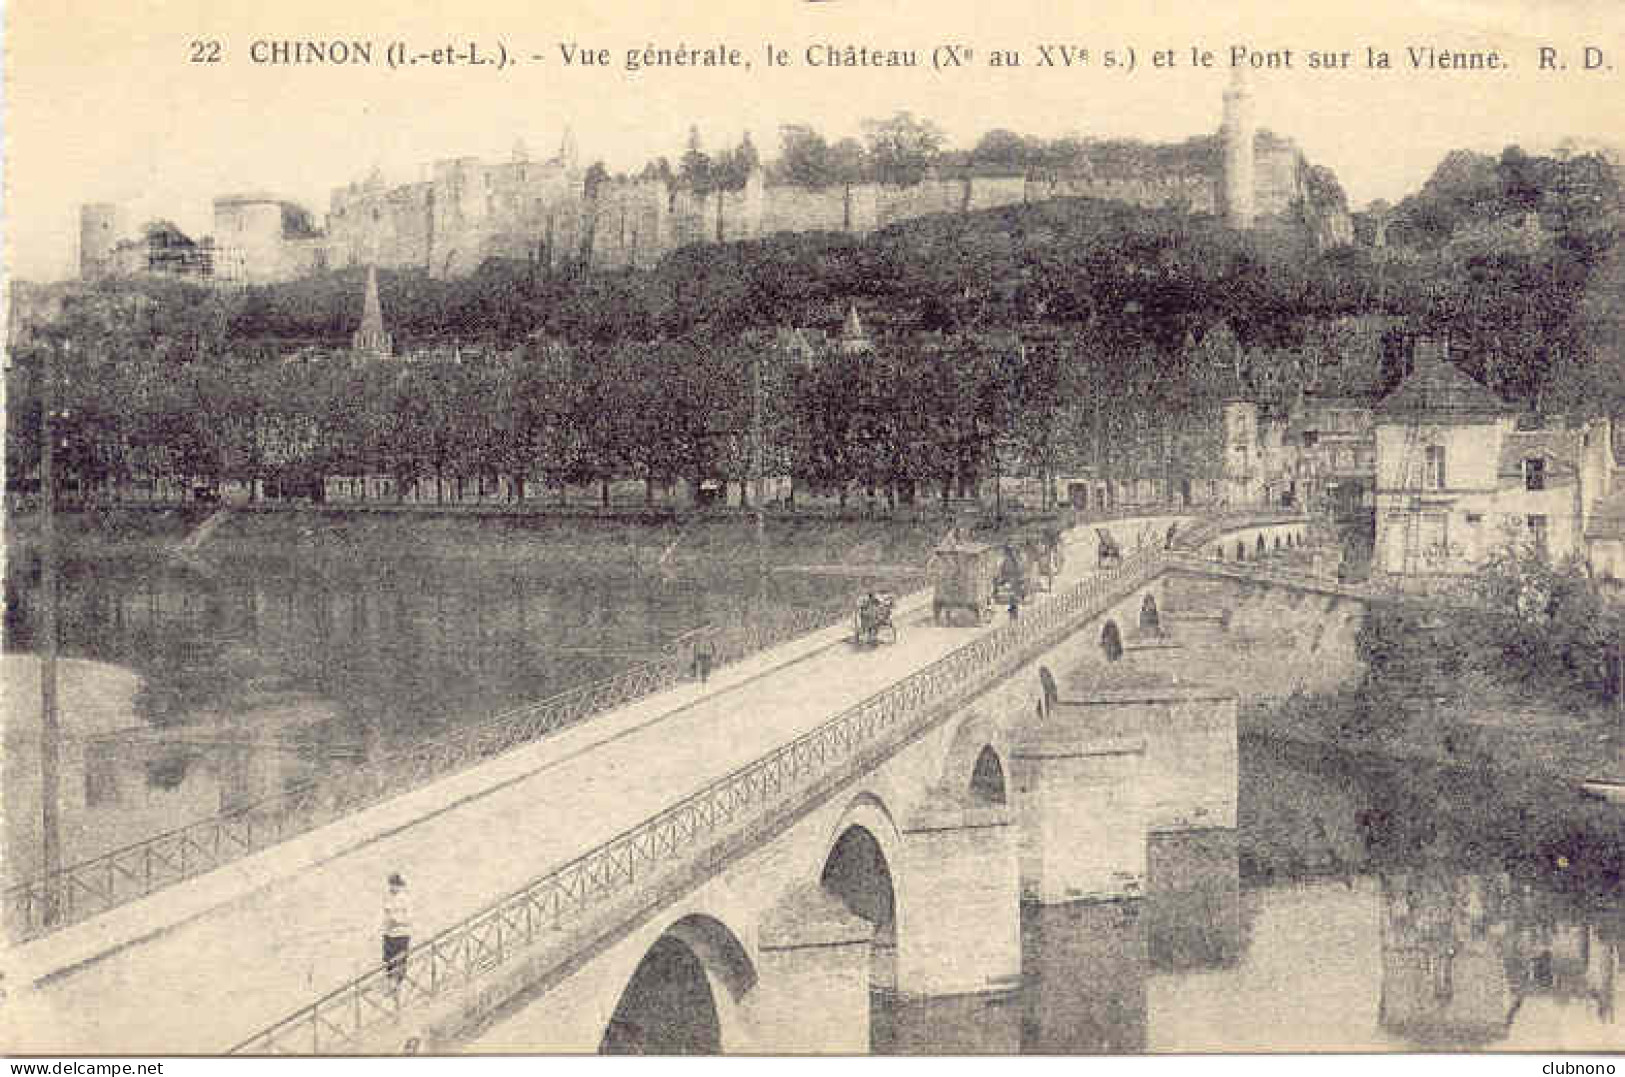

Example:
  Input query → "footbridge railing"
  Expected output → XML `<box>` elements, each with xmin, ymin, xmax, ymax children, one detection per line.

<box><xmin>232</xmin><ymin>513</ymin><xmax>1293</xmax><ymax>1054</ymax></box>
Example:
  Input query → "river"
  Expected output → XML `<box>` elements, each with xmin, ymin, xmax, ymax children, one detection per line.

<box><xmin>2</xmin><ymin>542</ymin><xmax>889</xmax><ymax>880</ymax></box>
<box><xmin>5</xmin><ymin>536</ymin><xmax>1621</xmax><ymax>1053</ymax></box>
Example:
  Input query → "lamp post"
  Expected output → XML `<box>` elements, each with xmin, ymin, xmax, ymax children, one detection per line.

<box><xmin>38</xmin><ymin>337</ymin><xmax>67</xmax><ymax>925</ymax></box>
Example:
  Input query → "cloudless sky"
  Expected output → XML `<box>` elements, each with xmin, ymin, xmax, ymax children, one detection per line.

<box><xmin>5</xmin><ymin>0</ymin><xmax>1622</xmax><ymax>281</ymax></box>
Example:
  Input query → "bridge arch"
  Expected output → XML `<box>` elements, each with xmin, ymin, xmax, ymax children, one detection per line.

<box><xmin>600</xmin><ymin>913</ymin><xmax>757</xmax><ymax>1054</ymax></box>
<box><xmin>939</xmin><ymin>711</ymin><xmax>1014</xmax><ymax>808</ymax></box>
<box><xmin>969</xmin><ymin>746</ymin><xmax>1008</xmax><ymax>805</ymax></box>
<box><xmin>821</xmin><ymin>795</ymin><xmax>904</xmax><ymax>931</ymax></box>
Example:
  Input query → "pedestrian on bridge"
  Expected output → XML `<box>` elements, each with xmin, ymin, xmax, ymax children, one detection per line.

<box><xmin>694</xmin><ymin>636</ymin><xmax>715</xmax><ymax>684</ymax></box>
<box><xmin>382</xmin><ymin>873</ymin><xmax>411</xmax><ymax>988</ymax></box>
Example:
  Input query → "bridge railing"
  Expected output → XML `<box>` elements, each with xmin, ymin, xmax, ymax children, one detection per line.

<box><xmin>229</xmin><ymin>541</ymin><xmax>1177</xmax><ymax>1055</ymax></box>
<box><xmin>2</xmin><ymin>605</ymin><xmax>842</xmax><ymax>943</ymax></box>
<box><xmin>1163</xmin><ymin>551</ymin><xmax>1379</xmax><ymax>601</ymax></box>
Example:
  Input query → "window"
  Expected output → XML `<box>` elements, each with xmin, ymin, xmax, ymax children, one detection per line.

<box><xmin>1525</xmin><ymin>457</ymin><xmax>1546</xmax><ymax>491</ymax></box>
<box><xmin>1421</xmin><ymin>513</ymin><xmax>1449</xmax><ymax>561</ymax></box>
<box><xmin>1528</xmin><ymin>514</ymin><xmax>1549</xmax><ymax>557</ymax></box>
<box><xmin>1302</xmin><ymin>432</ymin><xmax>1319</xmax><ymax>447</ymax></box>
<box><xmin>1465</xmin><ymin>512</ymin><xmax>1483</xmax><ymax>524</ymax></box>
<box><xmin>1425</xmin><ymin>445</ymin><xmax>1446</xmax><ymax>490</ymax></box>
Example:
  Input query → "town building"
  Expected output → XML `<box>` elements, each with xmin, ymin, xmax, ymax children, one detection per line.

<box><xmin>1371</xmin><ymin>338</ymin><xmax>1616</xmax><ymax>582</ymax></box>
<box><xmin>1289</xmin><ymin>390</ymin><xmax>1379</xmax><ymax>522</ymax></box>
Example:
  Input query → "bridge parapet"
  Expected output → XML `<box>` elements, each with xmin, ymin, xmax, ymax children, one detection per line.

<box><xmin>228</xmin><ymin>511</ymin><xmax>1306</xmax><ymax>1053</ymax></box>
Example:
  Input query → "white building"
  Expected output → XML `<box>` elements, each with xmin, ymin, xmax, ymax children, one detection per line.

<box><xmin>1372</xmin><ymin>338</ymin><xmax>1616</xmax><ymax>581</ymax></box>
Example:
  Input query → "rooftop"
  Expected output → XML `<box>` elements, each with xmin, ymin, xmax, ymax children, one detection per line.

<box><xmin>1375</xmin><ymin>341</ymin><xmax>1509</xmax><ymax>420</ymax></box>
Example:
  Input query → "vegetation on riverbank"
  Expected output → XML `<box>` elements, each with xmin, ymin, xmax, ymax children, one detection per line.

<box><xmin>1240</xmin><ymin>543</ymin><xmax>1624</xmax><ymax>899</ymax></box>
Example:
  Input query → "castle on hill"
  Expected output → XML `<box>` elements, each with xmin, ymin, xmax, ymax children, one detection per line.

<box><xmin>79</xmin><ymin>75</ymin><xmax>1351</xmax><ymax>285</ymax></box>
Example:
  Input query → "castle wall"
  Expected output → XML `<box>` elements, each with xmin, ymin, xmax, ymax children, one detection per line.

<box><xmin>1253</xmin><ymin>143</ymin><xmax>1303</xmax><ymax>219</ymax></box>
<box><xmin>760</xmin><ymin>184</ymin><xmax>850</xmax><ymax>237</ymax></box>
<box><xmin>89</xmin><ymin>96</ymin><xmax>1348</xmax><ymax>283</ymax></box>
<box><xmin>328</xmin><ymin>183</ymin><xmax>437</xmax><ymax>271</ymax></box>
<box><xmin>586</xmin><ymin>179</ymin><xmax>670</xmax><ymax>270</ymax></box>
<box><xmin>875</xmin><ymin>178</ymin><xmax>967</xmax><ymax>229</ymax></box>
<box><xmin>964</xmin><ymin>175</ymin><xmax>1028</xmax><ymax>212</ymax></box>
<box><xmin>214</xmin><ymin>200</ymin><xmax>294</xmax><ymax>284</ymax></box>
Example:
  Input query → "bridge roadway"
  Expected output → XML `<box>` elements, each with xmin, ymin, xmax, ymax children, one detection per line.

<box><xmin>7</xmin><ymin>513</ymin><xmax>1230</xmax><ymax>1054</ymax></box>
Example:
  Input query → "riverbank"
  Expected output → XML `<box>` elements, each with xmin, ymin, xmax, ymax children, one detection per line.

<box><xmin>1240</xmin><ymin>697</ymin><xmax>1625</xmax><ymax>902</ymax></box>
<box><xmin>6</xmin><ymin>506</ymin><xmax>1036</xmax><ymax>574</ymax></box>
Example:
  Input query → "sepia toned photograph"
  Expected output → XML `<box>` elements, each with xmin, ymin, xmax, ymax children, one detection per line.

<box><xmin>1</xmin><ymin>0</ymin><xmax>1622</xmax><ymax>1059</ymax></box>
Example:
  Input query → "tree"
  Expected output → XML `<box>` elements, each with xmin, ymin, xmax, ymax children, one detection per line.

<box><xmin>970</xmin><ymin>129</ymin><xmax>1032</xmax><ymax>174</ymax></box>
<box><xmin>583</xmin><ymin>160</ymin><xmax>610</xmax><ymax>201</ymax></box>
<box><xmin>679</xmin><ymin>125</ymin><xmax>712</xmax><ymax>194</ymax></box>
<box><xmin>862</xmin><ymin>111</ymin><xmax>945</xmax><ymax>186</ymax></box>
<box><xmin>776</xmin><ymin>124</ymin><xmax>835</xmax><ymax>187</ymax></box>
<box><xmin>828</xmin><ymin>137</ymin><xmax>869</xmax><ymax>186</ymax></box>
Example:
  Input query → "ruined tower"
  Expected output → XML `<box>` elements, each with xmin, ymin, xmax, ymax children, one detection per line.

<box><xmin>1221</xmin><ymin>67</ymin><xmax>1256</xmax><ymax>229</ymax></box>
<box><xmin>351</xmin><ymin>265</ymin><xmax>393</xmax><ymax>360</ymax></box>
<box><xmin>79</xmin><ymin>203</ymin><xmax>127</xmax><ymax>279</ymax></box>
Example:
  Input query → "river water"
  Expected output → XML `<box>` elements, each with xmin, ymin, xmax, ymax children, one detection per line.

<box><xmin>2</xmin><ymin>545</ymin><xmax>888</xmax><ymax>880</ymax></box>
<box><xmin>6</xmin><ymin>541</ymin><xmax>1621</xmax><ymax>1052</ymax></box>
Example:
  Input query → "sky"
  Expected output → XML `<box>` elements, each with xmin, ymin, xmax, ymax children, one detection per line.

<box><xmin>4</xmin><ymin>0</ymin><xmax>1622</xmax><ymax>282</ymax></box>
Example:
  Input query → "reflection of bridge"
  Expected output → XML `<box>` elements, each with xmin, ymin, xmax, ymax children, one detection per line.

<box><xmin>9</xmin><ymin>510</ymin><xmax>1349</xmax><ymax>1055</ymax></box>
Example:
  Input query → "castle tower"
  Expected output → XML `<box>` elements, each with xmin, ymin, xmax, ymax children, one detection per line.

<box><xmin>1221</xmin><ymin>67</ymin><xmax>1256</xmax><ymax>229</ymax></box>
<box><xmin>351</xmin><ymin>265</ymin><xmax>393</xmax><ymax>360</ymax></box>
<box><xmin>79</xmin><ymin>203</ymin><xmax>127</xmax><ymax>279</ymax></box>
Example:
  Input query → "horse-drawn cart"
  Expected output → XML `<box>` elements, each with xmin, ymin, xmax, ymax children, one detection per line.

<box><xmin>1096</xmin><ymin>528</ymin><xmax>1123</xmax><ymax>568</ymax></box>
<box><xmin>932</xmin><ymin>541</ymin><xmax>1001</xmax><ymax>625</ymax></box>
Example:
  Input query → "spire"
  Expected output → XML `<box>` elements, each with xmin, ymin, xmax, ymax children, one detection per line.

<box><xmin>352</xmin><ymin>266</ymin><xmax>393</xmax><ymax>361</ymax></box>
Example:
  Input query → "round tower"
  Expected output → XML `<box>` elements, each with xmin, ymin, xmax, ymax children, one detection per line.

<box><xmin>1220</xmin><ymin>69</ymin><xmax>1256</xmax><ymax>229</ymax></box>
<box><xmin>79</xmin><ymin>203</ymin><xmax>126</xmax><ymax>279</ymax></box>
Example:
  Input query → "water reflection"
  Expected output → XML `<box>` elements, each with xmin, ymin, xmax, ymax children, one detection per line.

<box><xmin>1379</xmin><ymin>871</ymin><xmax>1619</xmax><ymax>1047</ymax></box>
<box><xmin>875</xmin><ymin>820</ymin><xmax>1618</xmax><ymax>1053</ymax></box>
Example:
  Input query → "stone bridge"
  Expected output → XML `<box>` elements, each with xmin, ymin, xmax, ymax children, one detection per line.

<box><xmin>5</xmin><ymin>512</ymin><xmax>1332</xmax><ymax>1056</ymax></box>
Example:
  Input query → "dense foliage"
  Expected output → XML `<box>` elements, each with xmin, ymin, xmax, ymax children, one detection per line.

<box><xmin>1357</xmin><ymin>543</ymin><xmax>1625</xmax><ymax>710</ymax></box>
